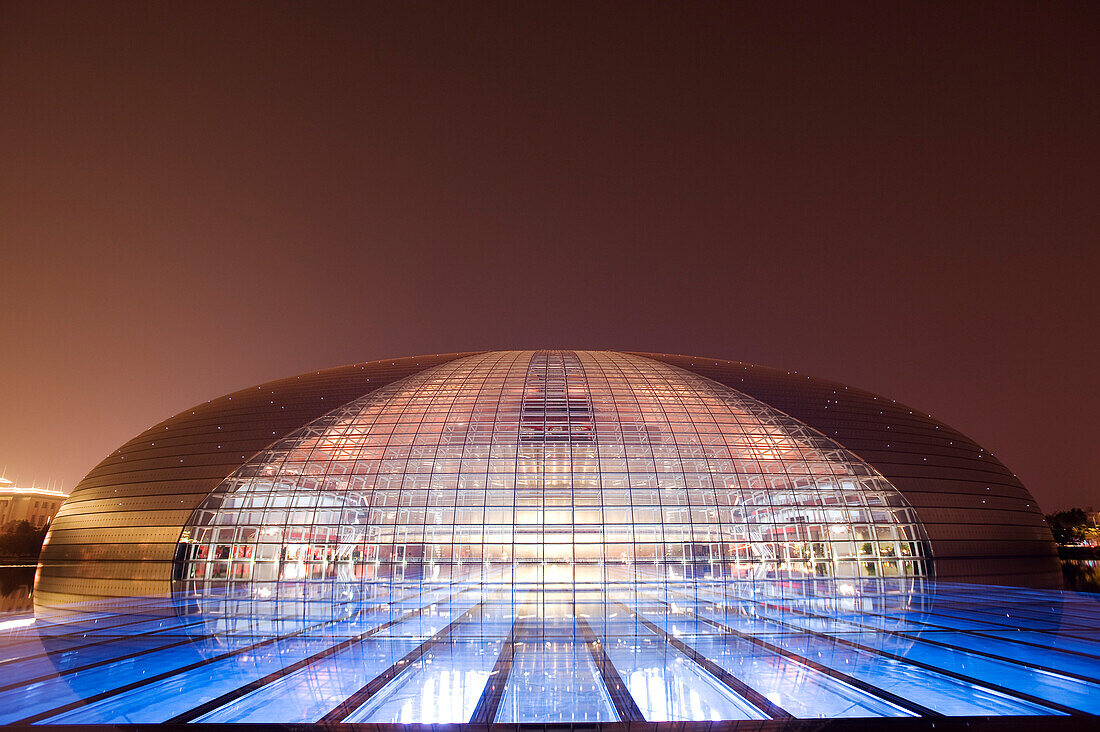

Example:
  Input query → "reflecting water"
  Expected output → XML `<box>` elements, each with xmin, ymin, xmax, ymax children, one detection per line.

<box><xmin>1</xmin><ymin>579</ymin><xmax>1098</xmax><ymax>723</ymax></box>
<box><xmin>0</xmin><ymin>564</ymin><xmax>35</xmax><ymax>614</ymax></box>
<box><xmin>1062</xmin><ymin>559</ymin><xmax>1100</xmax><ymax>593</ymax></box>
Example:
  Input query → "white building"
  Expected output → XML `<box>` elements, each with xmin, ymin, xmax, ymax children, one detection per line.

<box><xmin>0</xmin><ymin>478</ymin><xmax>67</xmax><ymax>531</ymax></box>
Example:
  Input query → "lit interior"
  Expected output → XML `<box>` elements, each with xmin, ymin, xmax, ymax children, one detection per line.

<box><xmin>176</xmin><ymin>350</ymin><xmax>931</xmax><ymax>617</ymax></box>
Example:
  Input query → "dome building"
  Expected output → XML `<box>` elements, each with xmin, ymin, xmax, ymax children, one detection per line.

<box><xmin>34</xmin><ymin>350</ymin><xmax>1060</xmax><ymax>610</ymax></box>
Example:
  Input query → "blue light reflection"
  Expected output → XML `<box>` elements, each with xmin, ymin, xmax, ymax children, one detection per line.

<box><xmin>1</xmin><ymin>580</ymin><xmax>1097</xmax><ymax>724</ymax></box>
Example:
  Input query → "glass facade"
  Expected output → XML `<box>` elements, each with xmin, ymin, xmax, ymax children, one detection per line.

<box><xmin>175</xmin><ymin>351</ymin><xmax>931</xmax><ymax>619</ymax></box>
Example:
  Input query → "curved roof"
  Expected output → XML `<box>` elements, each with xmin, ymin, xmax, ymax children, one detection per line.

<box><xmin>36</xmin><ymin>353</ymin><xmax>479</xmax><ymax>606</ymax></box>
<box><xmin>635</xmin><ymin>353</ymin><xmax>1059</xmax><ymax>588</ymax></box>
<box><xmin>36</xmin><ymin>351</ymin><xmax>1059</xmax><ymax>608</ymax></box>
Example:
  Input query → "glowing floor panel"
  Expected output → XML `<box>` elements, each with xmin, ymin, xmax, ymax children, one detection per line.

<box><xmin>2</xmin><ymin>581</ymin><xmax>1099</xmax><ymax>724</ymax></box>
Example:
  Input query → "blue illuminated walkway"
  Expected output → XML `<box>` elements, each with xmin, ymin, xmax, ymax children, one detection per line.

<box><xmin>1</xmin><ymin>581</ymin><xmax>1098</xmax><ymax>724</ymax></box>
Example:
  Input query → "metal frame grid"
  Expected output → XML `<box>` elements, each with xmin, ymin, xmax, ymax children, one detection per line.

<box><xmin>173</xmin><ymin>351</ymin><xmax>931</xmax><ymax>628</ymax></box>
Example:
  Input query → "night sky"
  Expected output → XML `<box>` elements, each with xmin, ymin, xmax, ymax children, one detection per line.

<box><xmin>1</xmin><ymin>2</ymin><xmax>1097</xmax><ymax>511</ymax></box>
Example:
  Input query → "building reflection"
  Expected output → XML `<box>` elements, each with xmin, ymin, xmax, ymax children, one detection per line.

<box><xmin>21</xmin><ymin>577</ymin><xmax>1092</xmax><ymax>724</ymax></box>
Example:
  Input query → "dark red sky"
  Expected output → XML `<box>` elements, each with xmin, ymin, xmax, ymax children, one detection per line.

<box><xmin>1</xmin><ymin>2</ymin><xmax>1097</xmax><ymax>510</ymax></box>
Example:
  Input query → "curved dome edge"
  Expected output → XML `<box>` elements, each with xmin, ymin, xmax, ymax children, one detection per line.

<box><xmin>36</xmin><ymin>348</ymin><xmax>1062</xmax><ymax>611</ymax></box>
<box><xmin>34</xmin><ymin>352</ymin><xmax>482</xmax><ymax>609</ymax></box>
<box><xmin>632</xmin><ymin>352</ymin><xmax>1061</xmax><ymax>589</ymax></box>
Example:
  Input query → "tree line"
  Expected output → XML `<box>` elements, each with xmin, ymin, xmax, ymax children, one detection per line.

<box><xmin>1045</xmin><ymin>508</ymin><xmax>1098</xmax><ymax>546</ymax></box>
<box><xmin>0</xmin><ymin>522</ymin><xmax>49</xmax><ymax>559</ymax></box>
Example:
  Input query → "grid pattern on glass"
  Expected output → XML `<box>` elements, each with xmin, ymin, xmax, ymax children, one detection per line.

<box><xmin>173</xmin><ymin>350</ymin><xmax>931</xmax><ymax>620</ymax></box>
<box><xmin>643</xmin><ymin>350</ymin><xmax>1060</xmax><ymax>590</ymax></box>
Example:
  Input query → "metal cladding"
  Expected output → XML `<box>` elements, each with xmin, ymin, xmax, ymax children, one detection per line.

<box><xmin>36</xmin><ymin>350</ymin><xmax>1060</xmax><ymax>609</ymax></box>
<box><xmin>633</xmin><ymin>353</ymin><xmax>1061</xmax><ymax>589</ymax></box>
<box><xmin>34</xmin><ymin>353</ymin><xmax>479</xmax><ymax>608</ymax></box>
